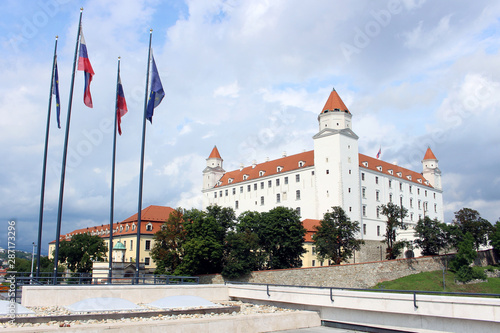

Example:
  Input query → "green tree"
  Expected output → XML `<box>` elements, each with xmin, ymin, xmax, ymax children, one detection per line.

<box><xmin>57</xmin><ymin>233</ymin><xmax>107</xmax><ymax>273</ymax></box>
<box><xmin>259</xmin><ymin>207</ymin><xmax>306</xmax><ymax>269</ymax></box>
<box><xmin>449</xmin><ymin>232</ymin><xmax>486</xmax><ymax>282</ymax></box>
<box><xmin>176</xmin><ymin>206</ymin><xmax>236</xmax><ymax>275</ymax></box>
<box><xmin>221</xmin><ymin>229</ymin><xmax>260</xmax><ymax>279</ymax></box>
<box><xmin>489</xmin><ymin>220</ymin><xmax>500</xmax><ymax>255</ymax></box>
<box><xmin>379</xmin><ymin>202</ymin><xmax>409</xmax><ymax>260</ymax></box>
<box><xmin>413</xmin><ymin>216</ymin><xmax>446</xmax><ymax>256</ymax></box>
<box><xmin>150</xmin><ymin>208</ymin><xmax>186</xmax><ymax>274</ymax></box>
<box><xmin>313</xmin><ymin>206</ymin><xmax>364</xmax><ymax>265</ymax></box>
<box><xmin>454</xmin><ymin>208</ymin><xmax>492</xmax><ymax>250</ymax></box>
<box><xmin>441</xmin><ymin>223</ymin><xmax>463</xmax><ymax>251</ymax></box>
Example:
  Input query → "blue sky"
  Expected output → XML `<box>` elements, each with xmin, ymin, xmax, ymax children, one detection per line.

<box><xmin>1</xmin><ymin>0</ymin><xmax>500</xmax><ymax>252</ymax></box>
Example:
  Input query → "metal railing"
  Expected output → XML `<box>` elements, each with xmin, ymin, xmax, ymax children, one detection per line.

<box><xmin>6</xmin><ymin>273</ymin><xmax>199</xmax><ymax>303</ymax></box>
<box><xmin>225</xmin><ymin>281</ymin><xmax>500</xmax><ymax>309</ymax></box>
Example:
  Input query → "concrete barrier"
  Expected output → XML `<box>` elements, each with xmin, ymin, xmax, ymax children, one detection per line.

<box><xmin>21</xmin><ymin>284</ymin><xmax>229</xmax><ymax>307</ymax></box>
<box><xmin>227</xmin><ymin>284</ymin><xmax>500</xmax><ymax>333</ymax></box>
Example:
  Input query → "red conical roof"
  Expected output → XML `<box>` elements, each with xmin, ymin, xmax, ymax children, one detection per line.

<box><xmin>321</xmin><ymin>87</ymin><xmax>350</xmax><ymax>114</ymax></box>
<box><xmin>423</xmin><ymin>147</ymin><xmax>437</xmax><ymax>160</ymax></box>
<box><xmin>208</xmin><ymin>145</ymin><xmax>222</xmax><ymax>159</ymax></box>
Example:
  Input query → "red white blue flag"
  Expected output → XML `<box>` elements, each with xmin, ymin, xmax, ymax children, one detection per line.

<box><xmin>77</xmin><ymin>29</ymin><xmax>94</xmax><ymax>108</ymax></box>
<box><xmin>376</xmin><ymin>147</ymin><xmax>381</xmax><ymax>159</ymax></box>
<box><xmin>116</xmin><ymin>73</ymin><xmax>128</xmax><ymax>135</ymax></box>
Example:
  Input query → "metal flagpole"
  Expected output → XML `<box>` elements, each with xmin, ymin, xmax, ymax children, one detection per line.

<box><xmin>108</xmin><ymin>57</ymin><xmax>121</xmax><ymax>283</ymax></box>
<box><xmin>53</xmin><ymin>8</ymin><xmax>83</xmax><ymax>284</ymax></box>
<box><xmin>136</xmin><ymin>29</ymin><xmax>153</xmax><ymax>282</ymax></box>
<box><xmin>37</xmin><ymin>36</ymin><xmax>58</xmax><ymax>278</ymax></box>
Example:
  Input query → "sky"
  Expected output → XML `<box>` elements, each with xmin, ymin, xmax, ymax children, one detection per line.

<box><xmin>1</xmin><ymin>0</ymin><xmax>499</xmax><ymax>253</ymax></box>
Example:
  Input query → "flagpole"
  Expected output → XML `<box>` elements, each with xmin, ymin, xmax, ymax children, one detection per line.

<box><xmin>108</xmin><ymin>57</ymin><xmax>122</xmax><ymax>283</ymax></box>
<box><xmin>136</xmin><ymin>29</ymin><xmax>153</xmax><ymax>281</ymax></box>
<box><xmin>53</xmin><ymin>8</ymin><xmax>83</xmax><ymax>284</ymax></box>
<box><xmin>36</xmin><ymin>36</ymin><xmax>59</xmax><ymax>279</ymax></box>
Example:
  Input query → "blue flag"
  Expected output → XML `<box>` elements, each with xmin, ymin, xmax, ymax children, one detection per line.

<box><xmin>53</xmin><ymin>56</ymin><xmax>61</xmax><ymax>129</ymax></box>
<box><xmin>146</xmin><ymin>54</ymin><xmax>165</xmax><ymax>123</ymax></box>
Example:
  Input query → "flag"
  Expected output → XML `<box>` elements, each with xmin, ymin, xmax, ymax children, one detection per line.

<box><xmin>376</xmin><ymin>147</ymin><xmax>381</xmax><ymax>159</ymax></box>
<box><xmin>53</xmin><ymin>56</ymin><xmax>61</xmax><ymax>129</ymax></box>
<box><xmin>77</xmin><ymin>29</ymin><xmax>94</xmax><ymax>108</ymax></box>
<box><xmin>116</xmin><ymin>73</ymin><xmax>128</xmax><ymax>135</ymax></box>
<box><xmin>146</xmin><ymin>54</ymin><xmax>165</xmax><ymax>123</ymax></box>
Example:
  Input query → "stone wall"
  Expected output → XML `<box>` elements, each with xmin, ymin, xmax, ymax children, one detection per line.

<box><xmin>199</xmin><ymin>249</ymin><xmax>498</xmax><ymax>289</ymax></box>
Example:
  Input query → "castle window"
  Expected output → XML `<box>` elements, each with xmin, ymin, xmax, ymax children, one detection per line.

<box><xmin>411</xmin><ymin>213</ymin><xmax>414</xmax><ymax>221</ymax></box>
<box><xmin>326</xmin><ymin>170</ymin><xmax>330</xmax><ymax>175</ymax></box>
<box><xmin>375</xmin><ymin>176</ymin><xmax>379</xmax><ymax>184</ymax></box>
<box><xmin>277</xmin><ymin>166</ymin><xmax>283</xmax><ymax>172</ymax></box>
<box><xmin>376</xmin><ymin>207</ymin><xmax>380</xmax><ymax>218</ymax></box>
<box><xmin>261</xmin><ymin>182</ymin><xmax>264</xmax><ymax>189</ymax></box>
<box><xmin>418</xmin><ymin>200</ymin><xmax>421</xmax><ymax>209</ymax></box>
<box><xmin>417</xmin><ymin>179</ymin><xmax>422</xmax><ymax>184</ymax></box>
<box><xmin>145</xmin><ymin>240</ymin><xmax>151</xmax><ymax>250</ymax></box>
<box><xmin>362</xmin><ymin>205</ymin><xmax>366</xmax><ymax>216</ymax></box>
<box><xmin>389</xmin><ymin>194</ymin><xmax>393</xmax><ymax>202</ymax></box>
<box><xmin>417</xmin><ymin>188</ymin><xmax>420</xmax><ymax>195</ymax></box>
<box><xmin>377</xmin><ymin>226</ymin><xmax>380</xmax><ymax>236</ymax></box>
<box><xmin>247</xmin><ymin>185</ymin><xmax>251</xmax><ymax>192</ymax></box>
<box><xmin>397</xmin><ymin>172</ymin><xmax>402</xmax><ymax>177</ymax></box>
<box><xmin>130</xmin><ymin>240</ymin><xmax>133</xmax><ymax>250</ymax></box>
<box><xmin>312</xmin><ymin>171</ymin><xmax>315</xmax><ymax>176</ymax></box>
<box><xmin>410</xmin><ymin>198</ymin><xmax>413</xmax><ymax>208</ymax></box>
<box><xmin>225</xmin><ymin>189</ymin><xmax>228</xmax><ymax>196</ymax></box>
<box><xmin>240</xmin><ymin>186</ymin><xmax>243</xmax><ymax>193</ymax></box>
<box><xmin>243</xmin><ymin>174</ymin><xmax>249</xmax><ymax>180</ymax></box>
<box><xmin>299</xmin><ymin>161</ymin><xmax>304</xmax><ymax>167</ymax></box>
<box><xmin>377</xmin><ymin>166</ymin><xmax>382</xmax><ymax>171</ymax></box>
<box><xmin>296</xmin><ymin>190</ymin><xmax>301</xmax><ymax>200</ymax></box>
<box><xmin>400</xmin><ymin>183</ymin><xmax>403</xmax><ymax>191</ymax></box>
<box><xmin>268</xmin><ymin>180</ymin><xmax>272</xmax><ymax>188</ymax></box>
<box><xmin>362</xmin><ymin>162</ymin><xmax>368</xmax><ymax>167</ymax></box>
<box><xmin>145</xmin><ymin>257</ymin><xmax>150</xmax><ymax>265</ymax></box>
<box><xmin>434</xmin><ymin>203</ymin><xmax>437</xmax><ymax>213</ymax></box>
<box><xmin>260</xmin><ymin>196</ymin><xmax>264</xmax><ymax>205</ymax></box>
<box><xmin>434</xmin><ymin>193</ymin><xmax>436</xmax><ymax>199</ymax></box>
<box><xmin>376</xmin><ymin>190</ymin><xmax>380</xmax><ymax>201</ymax></box>
<box><xmin>296</xmin><ymin>174</ymin><xmax>300</xmax><ymax>182</ymax></box>
<box><xmin>146</xmin><ymin>223</ymin><xmax>153</xmax><ymax>231</ymax></box>
<box><xmin>132</xmin><ymin>224</ymin><xmax>136</xmax><ymax>231</ymax></box>
<box><xmin>276</xmin><ymin>193</ymin><xmax>281</xmax><ymax>203</ymax></box>
<box><xmin>400</xmin><ymin>196</ymin><xmax>403</xmax><ymax>207</ymax></box>
<box><xmin>259</xmin><ymin>170</ymin><xmax>265</xmax><ymax>176</ymax></box>
<box><xmin>219</xmin><ymin>190</ymin><xmax>222</xmax><ymax>197</ymax></box>
<box><xmin>363</xmin><ymin>224</ymin><xmax>366</xmax><ymax>235</ymax></box>
<box><xmin>362</xmin><ymin>187</ymin><xmax>366</xmax><ymax>198</ymax></box>
<box><xmin>296</xmin><ymin>207</ymin><xmax>301</xmax><ymax>216</ymax></box>
<box><xmin>276</xmin><ymin>179</ymin><xmax>280</xmax><ymax>186</ymax></box>
<box><xmin>126</xmin><ymin>225</ymin><xmax>129</xmax><ymax>231</ymax></box>
<box><xmin>232</xmin><ymin>188</ymin><xmax>236</xmax><ymax>195</ymax></box>
<box><xmin>407</xmin><ymin>175</ymin><xmax>412</xmax><ymax>181</ymax></box>
<box><xmin>361</xmin><ymin>173</ymin><xmax>365</xmax><ymax>180</ymax></box>
<box><xmin>285</xmin><ymin>177</ymin><xmax>288</xmax><ymax>185</ymax></box>
<box><xmin>228</xmin><ymin>178</ymin><xmax>233</xmax><ymax>184</ymax></box>
<box><xmin>388</xmin><ymin>169</ymin><xmax>393</xmax><ymax>175</ymax></box>
<box><xmin>425</xmin><ymin>190</ymin><xmax>428</xmax><ymax>197</ymax></box>
<box><xmin>235</xmin><ymin>201</ymin><xmax>239</xmax><ymax>209</ymax></box>
<box><xmin>409</xmin><ymin>185</ymin><xmax>412</xmax><ymax>193</ymax></box>
<box><xmin>254</xmin><ymin>183</ymin><xmax>257</xmax><ymax>191</ymax></box>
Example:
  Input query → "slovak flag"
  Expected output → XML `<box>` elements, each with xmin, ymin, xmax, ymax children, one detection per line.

<box><xmin>116</xmin><ymin>73</ymin><xmax>128</xmax><ymax>135</ymax></box>
<box><xmin>77</xmin><ymin>29</ymin><xmax>94</xmax><ymax>108</ymax></box>
<box><xmin>376</xmin><ymin>147</ymin><xmax>381</xmax><ymax>159</ymax></box>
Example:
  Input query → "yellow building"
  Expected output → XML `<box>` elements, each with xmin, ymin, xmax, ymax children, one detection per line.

<box><xmin>48</xmin><ymin>205</ymin><xmax>174</xmax><ymax>273</ymax></box>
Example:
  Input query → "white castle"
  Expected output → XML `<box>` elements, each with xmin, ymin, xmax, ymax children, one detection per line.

<box><xmin>201</xmin><ymin>88</ymin><xmax>443</xmax><ymax>257</ymax></box>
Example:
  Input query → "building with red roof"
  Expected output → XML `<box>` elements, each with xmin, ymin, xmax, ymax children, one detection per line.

<box><xmin>202</xmin><ymin>88</ymin><xmax>443</xmax><ymax>263</ymax></box>
<box><xmin>49</xmin><ymin>205</ymin><xmax>175</xmax><ymax>272</ymax></box>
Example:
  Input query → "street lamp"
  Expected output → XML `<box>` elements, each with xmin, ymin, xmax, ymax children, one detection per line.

<box><xmin>30</xmin><ymin>242</ymin><xmax>37</xmax><ymax>281</ymax></box>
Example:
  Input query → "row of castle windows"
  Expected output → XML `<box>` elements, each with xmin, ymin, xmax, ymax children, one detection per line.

<box><xmin>215</xmin><ymin>174</ymin><xmax>302</xmax><ymax>198</ymax></box>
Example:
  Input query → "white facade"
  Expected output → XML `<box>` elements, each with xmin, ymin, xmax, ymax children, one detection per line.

<box><xmin>202</xmin><ymin>88</ymin><xmax>444</xmax><ymax>244</ymax></box>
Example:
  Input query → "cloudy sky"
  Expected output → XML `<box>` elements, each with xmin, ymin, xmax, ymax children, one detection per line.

<box><xmin>1</xmin><ymin>0</ymin><xmax>499</xmax><ymax>253</ymax></box>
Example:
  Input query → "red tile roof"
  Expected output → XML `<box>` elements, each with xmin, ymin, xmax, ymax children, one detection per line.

<box><xmin>321</xmin><ymin>88</ymin><xmax>350</xmax><ymax>114</ymax></box>
<box><xmin>215</xmin><ymin>150</ymin><xmax>431</xmax><ymax>188</ymax></box>
<box><xmin>216</xmin><ymin>150</ymin><xmax>314</xmax><ymax>187</ymax></box>
<box><xmin>423</xmin><ymin>147</ymin><xmax>437</xmax><ymax>160</ymax></box>
<box><xmin>303</xmin><ymin>219</ymin><xmax>320</xmax><ymax>242</ymax></box>
<box><xmin>359</xmin><ymin>154</ymin><xmax>433</xmax><ymax>188</ymax></box>
<box><xmin>208</xmin><ymin>146</ymin><xmax>222</xmax><ymax>159</ymax></box>
<box><xmin>50</xmin><ymin>205</ymin><xmax>175</xmax><ymax>243</ymax></box>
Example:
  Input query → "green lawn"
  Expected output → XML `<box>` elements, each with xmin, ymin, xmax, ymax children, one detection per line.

<box><xmin>372</xmin><ymin>267</ymin><xmax>500</xmax><ymax>294</ymax></box>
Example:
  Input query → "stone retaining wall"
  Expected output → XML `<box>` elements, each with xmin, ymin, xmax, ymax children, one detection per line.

<box><xmin>199</xmin><ymin>249</ymin><xmax>498</xmax><ymax>288</ymax></box>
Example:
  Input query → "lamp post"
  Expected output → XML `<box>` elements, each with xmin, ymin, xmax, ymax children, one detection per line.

<box><xmin>30</xmin><ymin>242</ymin><xmax>37</xmax><ymax>282</ymax></box>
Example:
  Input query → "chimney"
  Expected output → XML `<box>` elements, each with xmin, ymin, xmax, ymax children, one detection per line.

<box><xmin>239</xmin><ymin>163</ymin><xmax>244</xmax><ymax>171</ymax></box>
<box><xmin>282</xmin><ymin>151</ymin><xmax>287</xmax><ymax>157</ymax></box>
<box><xmin>252</xmin><ymin>160</ymin><xmax>257</xmax><ymax>168</ymax></box>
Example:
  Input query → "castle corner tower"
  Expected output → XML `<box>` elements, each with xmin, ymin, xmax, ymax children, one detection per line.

<box><xmin>203</xmin><ymin>146</ymin><xmax>225</xmax><ymax>191</ymax></box>
<box><xmin>422</xmin><ymin>147</ymin><xmax>442</xmax><ymax>190</ymax></box>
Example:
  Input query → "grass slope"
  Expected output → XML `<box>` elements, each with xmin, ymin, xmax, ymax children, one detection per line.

<box><xmin>372</xmin><ymin>267</ymin><xmax>500</xmax><ymax>294</ymax></box>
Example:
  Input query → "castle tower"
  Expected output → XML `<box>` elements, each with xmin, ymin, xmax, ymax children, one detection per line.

<box><xmin>203</xmin><ymin>146</ymin><xmax>225</xmax><ymax>190</ymax></box>
<box><xmin>313</xmin><ymin>88</ymin><xmax>361</xmax><ymax>223</ymax></box>
<box><xmin>422</xmin><ymin>147</ymin><xmax>442</xmax><ymax>190</ymax></box>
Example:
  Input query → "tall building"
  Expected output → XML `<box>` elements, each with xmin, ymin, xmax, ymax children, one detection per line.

<box><xmin>202</xmin><ymin>88</ymin><xmax>444</xmax><ymax>261</ymax></box>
